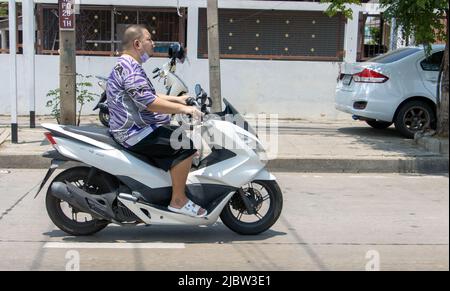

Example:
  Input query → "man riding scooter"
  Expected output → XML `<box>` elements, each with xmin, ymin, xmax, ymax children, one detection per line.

<box><xmin>106</xmin><ymin>24</ymin><xmax>206</xmax><ymax>217</ymax></box>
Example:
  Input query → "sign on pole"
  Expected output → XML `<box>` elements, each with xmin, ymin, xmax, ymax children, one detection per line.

<box><xmin>59</xmin><ymin>0</ymin><xmax>75</xmax><ymax>30</ymax></box>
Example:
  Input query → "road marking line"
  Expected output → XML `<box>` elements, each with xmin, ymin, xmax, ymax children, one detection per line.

<box><xmin>404</xmin><ymin>176</ymin><xmax>446</xmax><ymax>179</ymax></box>
<box><xmin>43</xmin><ymin>242</ymin><xmax>185</xmax><ymax>249</ymax></box>
<box><xmin>349</xmin><ymin>175</ymin><xmax>386</xmax><ymax>179</ymax></box>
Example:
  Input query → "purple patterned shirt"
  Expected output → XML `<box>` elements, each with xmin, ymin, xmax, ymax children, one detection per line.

<box><xmin>106</xmin><ymin>54</ymin><xmax>170</xmax><ymax>148</ymax></box>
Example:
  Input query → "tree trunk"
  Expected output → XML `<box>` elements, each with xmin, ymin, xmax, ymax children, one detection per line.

<box><xmin>436</xmin><ymin>13</ymin><xmax>449</xmax><ymax>138</ymax></box>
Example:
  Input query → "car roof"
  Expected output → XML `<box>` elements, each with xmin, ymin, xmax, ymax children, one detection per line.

<box><xmin>406</xmin><ymin>44</ymin><xmax>445</xmax><ymax>51</ymax></box>
<box><xmin>366</xmin><ymin>45</ymin><xmax>444</xmax><ymax>64</ymax></box>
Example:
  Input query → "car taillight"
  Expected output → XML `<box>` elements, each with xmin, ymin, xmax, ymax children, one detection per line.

<box><xmin>353</xmin><ymin>68</ymin><xmax>389</xmax><ymax>83</ymax></box>
<box><xmin>44</xmin><ymin>132</ymin><xmax>57</xmax><ymax>145</ymax></box>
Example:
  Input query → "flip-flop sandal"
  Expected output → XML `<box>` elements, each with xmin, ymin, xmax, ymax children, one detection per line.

<box><xmin>168</xmin><ymin>199</ymin><xmax>208</xmax><ymax>218</ymax></box>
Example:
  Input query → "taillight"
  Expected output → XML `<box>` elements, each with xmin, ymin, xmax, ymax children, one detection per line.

<box><xmin>44</xmin><ymin>132</ymin><xmax>57</xmax><ymax>145</ymax></box>
<box><xmin>353</xmin><ymin>68</ymin><xmax>389</xmax><ymax>83</ymax></box>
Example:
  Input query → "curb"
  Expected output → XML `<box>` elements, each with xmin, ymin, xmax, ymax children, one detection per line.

<box><xmin>0</xmin><ymin>154</ymin><xmax>448</xmax><ymax>173</ymax></box>
<box><xmin>415</xmin><ymin>136</ymin><xmax>449</xmax><ymax>155</ymax></box>
<box><xmin>267</xmin><ymin>157</ymin><xmax>449</xmax><ymax>173</ymax></box>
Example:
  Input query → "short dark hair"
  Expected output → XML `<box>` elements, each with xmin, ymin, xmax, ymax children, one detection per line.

<box><xmin>121</xmin><ymin>24</ymin><xmax>149</xmax><ymax>50</ymax></box>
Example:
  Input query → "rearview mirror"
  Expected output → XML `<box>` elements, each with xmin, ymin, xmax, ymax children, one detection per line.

<box><xmin>195</xmin><ymin>84</ymin><xmax>202</xmax><ymax>97</ymax></box>
<box><xmin>168</xmin><ymin>42</ymin><xmax>186</xmax><ymax>62</ymax></box>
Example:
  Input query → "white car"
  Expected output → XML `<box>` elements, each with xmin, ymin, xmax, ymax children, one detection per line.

<box><xmin>335</xmin><ymin>45</ymin><xmax>444</xmax><ymax>138</ymax></box>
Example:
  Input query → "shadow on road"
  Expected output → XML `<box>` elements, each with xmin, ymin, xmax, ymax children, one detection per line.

<box><xmin>43</xmin><ymin>223</ymin><xmax>287</xmax><ymax>244</ymax></box>
<box><xmin>337</xmin><ymin>126</ymin><xmax>437</xmax><ymax>156</ymax></box>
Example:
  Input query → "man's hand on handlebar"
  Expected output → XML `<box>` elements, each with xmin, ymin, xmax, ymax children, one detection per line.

<box><xmin>179</xmin><ymin>94</ymin><xmax>191</xmax><ymax>105</ymax></box>
<box><xmin>182</xmin><ymin>106</ymin><xmax>204</xmax><ymax>121</ymax></box>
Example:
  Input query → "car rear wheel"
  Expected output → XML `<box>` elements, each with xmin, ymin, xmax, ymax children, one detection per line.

<box><xmin>394</xmin><ymin>100</ymin><xmax>436</xmax><ymax>139</ymax></box>
<box><xmin>366</xmin><ymin>120</ymin><xmax>393</xmax><ymax>129</ymax></box>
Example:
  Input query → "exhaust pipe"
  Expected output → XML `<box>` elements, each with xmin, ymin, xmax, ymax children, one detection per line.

<box><xmin>50</xmin><ymin>182</ymin><xmax>115</xmax><ymax>221</ymax></box>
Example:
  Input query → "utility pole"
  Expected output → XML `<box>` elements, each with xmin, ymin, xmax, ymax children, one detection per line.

<box><xmin>9</xmin><ymin>0</ymin><xmax>18</xmax><ymax>143</ymax></box>
<box><xmin>389</xmin><ymin>18</ymin><xmax>397</xmax><ymax>51</ymax></box>
<box><xmin>59</xmin><ymin>0</ymin><xmax>76</xmax><ymax>125</ymax></box>
<box><xmin>23</xmin><ymin>0</ymin><xmax>36</xmax><ymax>128</ymax></box>
<box><xmin>207</xmin><ymin>0</ymin><xmax>222</xmax><ymax>112</ymax></box>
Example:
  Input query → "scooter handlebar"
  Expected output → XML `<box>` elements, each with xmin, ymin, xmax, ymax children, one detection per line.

<box><xmin>185</xmin><ymin>97</ymin><xmax>199</xmax><ymax>107</ymax></box>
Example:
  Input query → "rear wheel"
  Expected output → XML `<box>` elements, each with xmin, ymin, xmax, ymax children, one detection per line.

<box><xmin>366</xmin><ymin>120</ymin><xmax>393</xmax><ymax>129</ymax></box>
<box><xmin>99</xmin><ymin>111</ymin><xmax>110</xmax><ymax>127</ymax></box>
<box><xmin>46</xmin><ymin>167</ymin><xmax>110</xmax><ymax>236</ymax></box>
<box><xmin>220</xmin><ymin>180</ymin><xmax>283</xmax><ymax>235</ymax></box>
<box><xmin>394</xmin><ymin>100</ymin><xmax>436</xmax><ymax>138</ymax></box>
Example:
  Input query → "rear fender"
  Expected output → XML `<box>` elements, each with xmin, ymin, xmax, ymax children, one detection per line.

<box><xmin>34</xmin><ymin>159</ymin><xmax>66</xmax><ymax>198</ymax></box>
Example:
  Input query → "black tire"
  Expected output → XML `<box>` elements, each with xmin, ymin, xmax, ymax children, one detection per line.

<box><xmin>46</xmin><ymin>167</ymin><xmax>110</xmax><ymax>236</ymax></box>
<box><xmin>394</xmin><ymin>100</ymin><xmax>436</xmax><ymax>139</ymax></box>
<box><xmin>99</xmin><ymin>111</ymin><xmax>110</xmax><ymax>127</ymax></box>
<box><xmin>220</xmin><ymin>180</ymin><xmax>283</xmax><ymax>235</ymax></box>
<box><xmin>366</xmin><ymin>120</ymin><xmax>393</xmax><ymax>129</ymax></box>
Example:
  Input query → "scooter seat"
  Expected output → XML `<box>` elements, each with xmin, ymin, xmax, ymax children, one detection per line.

<box><xmin>63</xmin><ymin>125</ymin><xmax>162</xmax><ymax>169</ymax></box>
<box><xmin>63</xmin><ymin>125</ymin><xmax>122</xmax><ymax>149</ymax></box>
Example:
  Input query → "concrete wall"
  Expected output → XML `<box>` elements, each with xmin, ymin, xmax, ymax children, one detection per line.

<box><xmin>0</xmin><ymin>0</ymin><xmax>374</xmax><ymax>119</ymax></box>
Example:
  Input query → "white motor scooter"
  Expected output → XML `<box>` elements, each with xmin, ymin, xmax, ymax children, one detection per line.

<box><xmin>36</xmin><ymin>85</ymin><xmax>283</xmax><ymax>236</ymax></box>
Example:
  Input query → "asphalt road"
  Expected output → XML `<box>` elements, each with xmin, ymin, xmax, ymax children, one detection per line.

<box><xmin>0</xmin><ymin>169</ymin><xmax>448</xmax><ymax>271</ymax></box>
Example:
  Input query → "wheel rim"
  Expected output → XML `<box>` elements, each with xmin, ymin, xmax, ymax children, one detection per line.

<box><xmin>227</xmin><ymin>182</ymin><xmax>272</xmax><ymax>224</ymax></box>
<box><xmin>403</xmin><ymin>106</ymin><xmax>430</xmax><ymax>132</ymax></box>
<box><xmin>100</xmin><ymin>112</ymin><xmax>110</xmax><ymax>123</ymax></box>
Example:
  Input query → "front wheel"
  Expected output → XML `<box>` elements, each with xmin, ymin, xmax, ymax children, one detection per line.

<box><xmin>220</xmin><ymin>180</ymin><xmax>283</xmax><ymax>235</ymax></box>
<box><xmin>394</xmin><ymin>100</ymin><xmax>436</xmax><ymax>139</ymax></box>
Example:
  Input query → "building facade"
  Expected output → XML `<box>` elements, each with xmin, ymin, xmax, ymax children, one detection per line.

<box><xmin>0</xmin><ymin>0</ymin><xmax>383</xmax><ymax>119</ymax></box>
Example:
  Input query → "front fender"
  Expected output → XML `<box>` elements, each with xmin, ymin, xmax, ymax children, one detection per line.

<box><xmin>252</xmin><ymin>168</ymin><xmax>276</xmax><ymax>181</ymax></box>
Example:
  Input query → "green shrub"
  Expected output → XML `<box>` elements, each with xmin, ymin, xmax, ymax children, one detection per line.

<box><xmin>46</xmin><ymin>73</ymin><xmax>99</xmax><ymax>126</ymax></box>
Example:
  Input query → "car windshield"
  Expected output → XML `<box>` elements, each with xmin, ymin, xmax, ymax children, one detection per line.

<box><xmin>367</xmin><ymin>47</ymin><xmax>421</xmax><ymax>64</ymax></box>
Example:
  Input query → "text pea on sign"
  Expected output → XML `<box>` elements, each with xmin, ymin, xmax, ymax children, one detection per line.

<box><xmin>59</xmin><ymin>0</ymin><xmax>75</xmax><ymax>30</ymax></box>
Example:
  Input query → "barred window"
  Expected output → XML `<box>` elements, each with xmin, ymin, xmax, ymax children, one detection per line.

<box><xmin>198</xmin><ymin>8</ymin><xmax>345</xmax><ymax>61</ymax></box>
<box><xmin>0</xmin><ymin>2</ymin><xmax>23</xmax><ymax>54</ymax></box>
<box><xmin>37</xmin><ymin>5</ymin><xmax>187</xmax><ymax>56</ymax></box>
<box><xmin>357</xmin><ymin>14</ymin><xmax>389</xmax><ymax>61</ymax></box>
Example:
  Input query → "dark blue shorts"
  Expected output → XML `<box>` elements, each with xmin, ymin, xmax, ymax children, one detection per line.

<box><xmin>128</xmin><ymin>125</ymin><xmax>197</xmax><ymax>171</ymax></box>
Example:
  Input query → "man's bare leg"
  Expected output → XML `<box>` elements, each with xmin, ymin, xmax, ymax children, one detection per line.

<box><xmin>169</xmin><ymin>154</ymin><xmax>206</xmax><ymax>215</ymax></box>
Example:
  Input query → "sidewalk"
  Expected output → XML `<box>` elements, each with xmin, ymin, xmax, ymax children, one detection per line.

<box><xmin>0</xmin><ymin>115</ymin><xmax>448</xmax><ymax>173</ymax></box>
